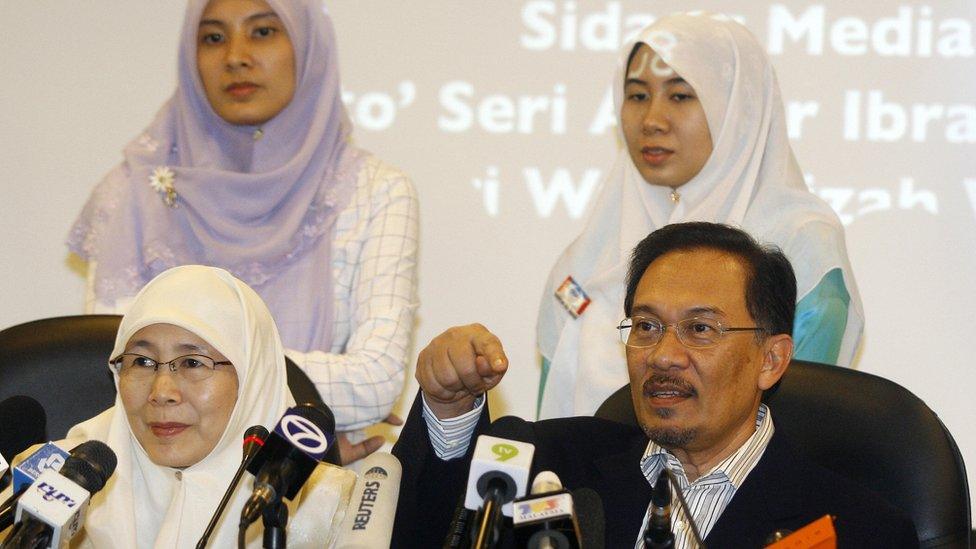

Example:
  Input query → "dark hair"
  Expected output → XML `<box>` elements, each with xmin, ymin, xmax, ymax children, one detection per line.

<box><xmin>624</xmin><ymin>222</ymin><xmax>796</xmax><ymax>337</ymax></box>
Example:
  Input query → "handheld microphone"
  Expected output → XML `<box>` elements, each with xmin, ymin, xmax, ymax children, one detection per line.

<box><xmin>513</xmin><ymin>471</ymin><xmax>583</xmax><ymax>549</ymax></box>
<box><xmin>0</xmin><ymin>443</ymin><xmax>70</xmax><ymax>531</ymax></box>
<box><xmin>2</xmin><ymin>441</ymin><xmax>117</xmax><ymax>549</ymax></box>
<box><xmin>442</xmin><ymin>493</ymin><xmax>473</xmax><ymax>549</ymax></box>
<box><xmin>573</xmin><ymin>488</ymin><xmax>605</xmax><ymax>549</ymax></box>
<box><xmin>334</xmin><ymin>452</ymin><xmax>401</xmax><ymax>549</ymax></box>
<box><xmin>464</xmin><ymin>435</ymin><xmax>535</xmax><ymax>549</ymax></box>
<box><xmin>645</xmin><ymin>470</ymin><xmax>706</xmax><ymax>549</ymax></box>
<box><xmin>12</xmin><ymin>443</ymin><xmax>69</xmax><ymax>495</ymax></box>
<box><xmin>0</xmin><ymin>396</ymin><xmax>46</xmax><ymax>468</ymax></box>
<box><xmin>196</xmin><ymin>425</ymin><xmax>269</xmax><ymax>549</ymax></box>
<box><xmin>239</xmin><ymin>405</ymin><xmax>335</xmax><ymax>528</ymax></box>
<box><xmin>644</xmin><ymin>473</ymin><xmax>674</xmax><ymax>549</ymax></box>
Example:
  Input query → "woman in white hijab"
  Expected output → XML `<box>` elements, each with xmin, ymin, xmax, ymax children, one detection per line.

<box><xmin>534</xmin><ymin>13</ymin><xmax>864</xmax><ymax>418</ymax></box>
<box><xmin>45</xmin><ymin>265</ymin><xmax>354</xmax><ymax>547</ymax></box>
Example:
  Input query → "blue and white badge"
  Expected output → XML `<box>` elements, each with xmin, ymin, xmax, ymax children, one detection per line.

<box><xmin>13</xmin><ymin>442</ymin><xmax>69</xmax><ymax>493</ymax></box>
<box><xmin>555</xmin><ymin>276</ymin><xmax>591</xmax><ymax>318</ymax></box>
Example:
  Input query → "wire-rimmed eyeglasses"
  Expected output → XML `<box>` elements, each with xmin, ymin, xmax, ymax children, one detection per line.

<box><xmin>109</xmin><ymin>353</ymin><xmax>233</xmax><ymax>382</ymax></box>
<box><xmin>617</xmin><ymin>316</ymin><xmax>763</xmax><ymax>349</ymax></box>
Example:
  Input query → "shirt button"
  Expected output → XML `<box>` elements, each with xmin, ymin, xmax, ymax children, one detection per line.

<box><xmin>175</xmin><ymin>471</ymin><xmax>183</xmax><ymax>481</ymax></box>
<box><xmin>675</xmin><ymin>521</ymin><xmax>685</xmax><ymax>531</ymax></box>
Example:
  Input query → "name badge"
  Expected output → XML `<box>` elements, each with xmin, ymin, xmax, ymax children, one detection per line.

<box><xmin>555</xmin><ymin>276</ymin><xmax>591</xmax><ymax>318</ymax></box>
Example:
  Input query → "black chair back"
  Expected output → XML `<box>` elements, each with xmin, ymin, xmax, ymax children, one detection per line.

<box><xmin>594</xmin><ymin>360</ymin><xmax>971</xmax><ymax>548</ymax></box>
<box><xmin>0</xmin><ymin>315</ymin><xmax>324</xmax><ymax>457</ymax></box>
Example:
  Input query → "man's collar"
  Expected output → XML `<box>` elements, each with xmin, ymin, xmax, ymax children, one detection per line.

<box><xmin>639</xmin><ymin>404</ymin><xmax>774</xmax><ymax>490</ymax></box>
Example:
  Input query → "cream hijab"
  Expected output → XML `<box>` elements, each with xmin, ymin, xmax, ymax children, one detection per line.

<box><xmin>536</xmin><ymin>13</ymin><xmax>863</xmax><ymax>419</ymax></box>
<box><xmin>66</xmin><ymin>265</ymin><xmax>353</xmax><ymax>547</ymax></box>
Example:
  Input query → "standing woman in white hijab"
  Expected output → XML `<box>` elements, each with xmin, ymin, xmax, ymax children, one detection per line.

<box><xmin>67</xmin><ymin>0</ymin><xmax>417</xmax><ymax>460</ymax></box>
<box><xmin>535</xmin><ymin>13</ymin><xmax>863</xmax><ymax>418</ymax></box>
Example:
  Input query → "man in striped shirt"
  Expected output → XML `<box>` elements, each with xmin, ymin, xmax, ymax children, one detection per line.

<box><xmin>393</xmin><ymin>222</ymin><xmax>917</xmax><ymax>548</ymax></box>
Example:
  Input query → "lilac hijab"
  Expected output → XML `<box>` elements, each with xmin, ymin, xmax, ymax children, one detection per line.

<box><xmin>68</xmin><ymin>0</ymin><xmax>364</xmax><ymax>352</ymax></box>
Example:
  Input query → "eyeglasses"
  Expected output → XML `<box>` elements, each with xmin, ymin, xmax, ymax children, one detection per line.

<box><xmin>110</xmin><ymin>353</ymin><xmax>232</xmax><ymax>382</ymax></box>
<box><xmin>617</xmin><ymin>316</ymin><xmax>763</xmax><ymax>349</ymax></box>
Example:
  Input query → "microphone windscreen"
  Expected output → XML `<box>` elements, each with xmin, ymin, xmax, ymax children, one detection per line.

<box><xmin>242</xmin><ymin>425</ymin><xmax>269</xmax><ymax>459</ymax></box>
<box><xmin>0</xmin><ymin>395</ymin><xmax>46</xmax><ymax>460</ymax></box>
<box><xmin>334</xmin><ymin>452</ymin><xmax>401</xmax><ymax>549</ymax></box>
<box><xmin>529</xmin><ymin>470</ymin><xmax>562</xmax><ymax>495</ymax></box>
<box><xmin>63</xmin><ymin>441</ymin><xmax>117</xmax><ymax>494</ymax></box>
<box><xmin>573</xmin><ymin>487</ymin><xmax>605</xmax><ymax>549</ymax></box>
<box><xmin>651</xmin><ymin>473</ymin><xmax>670</xmax><ymax>507</ymax></box>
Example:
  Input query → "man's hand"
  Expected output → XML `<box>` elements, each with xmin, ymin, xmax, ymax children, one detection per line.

<box><xmin>415</xmin><ymin>324</ymin><xmax>508</xmax><ymax>420</ymax></box>
<box><xmin>337</xmin><ymin>413</ymin><xmax>404</xmax><ymax>465</ymax></box>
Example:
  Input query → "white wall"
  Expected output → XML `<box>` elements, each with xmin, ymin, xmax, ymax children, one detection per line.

<box><xmin>2</xmin><ymin>1</ymin><xmax>974</xmax><ymax>523</ymax></box>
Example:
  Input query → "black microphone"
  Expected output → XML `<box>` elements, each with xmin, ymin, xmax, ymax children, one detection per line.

<box><xmin>239</xmin><ymin>405</ymin><xmax>335</xmax><ymax>529</ymax></box>
<box><xmin>2</xmin><ymin>441</ymin><xmax>117</xmax><ymax>548</ymax></box>
<box><xmin>573</xmin><ymin>488</ymin><xmax>605</xmax><ymax>549</ymax></box>
<box><xmin>442</xmin><ymin>493</ymin><xmax>473</xmax><ymax>548</ymax></box>
<box><xmin>0</xmin><ymin>396</ymin><xmax>46</xmax><ymax>470</ymax></box>
<box><xmin>196</xmin><ymin>425</ymin><xmax>269</xmax><ymax>549</ymax></box>
<box><xmin>644</xmin><ymin>473</ymin><xmax>674</xmax><ymax>548</ymax></box>
<box><xmin>646</xmin><ymin>470</ymin><xmax>707</xmax><ymax>549</ymax></box>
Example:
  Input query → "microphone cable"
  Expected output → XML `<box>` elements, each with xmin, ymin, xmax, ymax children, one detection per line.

<box><xmin>663</xmin><ymin>469</ymin><xmax>706</xmax><ymax>549</ymax></box>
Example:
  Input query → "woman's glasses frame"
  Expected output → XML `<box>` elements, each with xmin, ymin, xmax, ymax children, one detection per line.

<box><xmin>110</xmin><ymin>353</ymin><xmax>233</xmax><ymax>382</ymax></box>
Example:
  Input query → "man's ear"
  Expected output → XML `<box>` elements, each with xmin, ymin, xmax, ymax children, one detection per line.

<box><xmin>757</xmin><ymin>334</ymin><xmax>793</xmax><ymax>391</ymax></box>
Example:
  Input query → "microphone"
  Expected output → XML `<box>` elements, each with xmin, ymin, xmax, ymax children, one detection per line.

<box><xmin>0</xmin><ymin>396</ymin><xmax>46</xmax><ymax>468</ymax></box>
<box><xmin>644</xmin><ymin>473</ymin><xmax>674</xmax><ymax>548</ymax></box>
<box><xmin>572</xmin><ymin>488</ymin><xmax>605</xmax><ymax>549</ymax></box>
<box><xmin>513</xmin><ymin>471</ymin><xmax>583</xmax><ymax>548</ymax></box>
<box><xmin>644</xmin><ymin>470</ymin><xmax>707</xmax><ymax>549</ymax></box>
<box><xmin>464</xmin><ymin>435</ymin><xmax>535</xmax><ymax>549</ymax></box>
<box><xmin>442</xmin><ymin>493</ymin><xmax>473</xmax><ymax>549</ymax></box>
<box><xmin>239</xmin><ymin>404</ymin><xmax>336</xmax><ymax>528</ymax></box>
<box><xmin>2</xmin><ymin>441</ymin><xmax>117</xmax><ymax>549</ymax></box>
<box><xmin>12</xmin><ymin>444</ymin><xmax>69</xmax><ymax>495</ymax></box>
<box><xmin>196</xmin><ymin>425</ymin><xmax>269</xmax><ymax>549</ymax></box>
<box><xmin>334</xmin><ymin>452</ymin><xmax>401</xmax><ymax>549</ymax></box>
<box><xmin>0</xmin><ymin>443</ymin><xmax>70</xmax><ymax>531</ymax></box>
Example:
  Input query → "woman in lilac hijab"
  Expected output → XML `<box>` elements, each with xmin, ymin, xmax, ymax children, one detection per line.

<box><xmin>67</xmin><ymin>0</ymin><xmax>418</xmax><ymax>463</ymax></box>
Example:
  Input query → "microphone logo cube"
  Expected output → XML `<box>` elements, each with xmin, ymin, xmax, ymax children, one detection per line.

<box><xmin>465</xmin><ymin>435</ymin><xmax>535</xmax><ymax>516</ymax></box>
<box><xmin>513</xmin><ymin>492</ymin><xmax>574</xmax><ymax>525</ymax></box>
<box><xmin>276</xmin><ymin>414</ymin><xmax>330</xmax><ymax>459</ymax></box>
<box><xmin>13</xmin><ymin>442</ymin><xmax>70</xmax><ymax>493</ymax></box>
<box><xmin>15</xmin><ymin>468</ymin><xmax>90</xmax><ymax>543</ymax></box>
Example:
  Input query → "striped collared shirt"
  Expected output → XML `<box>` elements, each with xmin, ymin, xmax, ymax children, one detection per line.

<box><xmin>634</xmin><ymin>404</ymin><xmax>774</xmax><ymax>549</ymax></box>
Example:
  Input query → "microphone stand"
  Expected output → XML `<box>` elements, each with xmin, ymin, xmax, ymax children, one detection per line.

<box><xmin>660</xmin><ymin>469</ymin><xmax>706</xmax><ymax>549</ymax></box>
<box><xmin>262</xmin><ymin>500</ymin><xmax>289</xmax><ymax>549</ymax></box>
<box><xmin>201</xmin><ymin>426</ymin><xmax>268</xmax><ymax>549</ymax></box>
<box><xmin>198</xmin><ymin>460</ymin><xmax>251</xmax><ymax>549</ymax></box>
<box><xmin>470</xmin><ymin>483</ymin><xmax>503</xmax><ymax>549</ymax></box>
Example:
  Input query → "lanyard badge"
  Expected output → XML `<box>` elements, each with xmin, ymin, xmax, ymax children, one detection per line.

<box><xmin>555</xmin><ymin>276</ymin><xmax>591</xmax><ymax>318</ymax></box>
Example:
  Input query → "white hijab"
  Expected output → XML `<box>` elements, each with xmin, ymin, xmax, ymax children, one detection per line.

<box><xmin>537</xmin><ymin>13</ymin><xmax>863</xmax><ymax>419</ymax></box>
<box><xmin>67</xmin><ymin>265</ymin><xmax>354</xmax><ymax>547</ymax></box>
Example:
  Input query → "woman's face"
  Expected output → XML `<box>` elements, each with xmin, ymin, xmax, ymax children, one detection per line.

<box><xmin>620</xmin><ymin>43</ymin><xmax>713</xmax><ymax>189</ymax></box>
<box><xmin>196</xmin><ymin>0</ymin><xmax>296</xmax><ymax>126</ymax></box>
<box><xmin>119</xmin><ymin>323</ymin><xmax>239</xmax><ymax>468</ymax></box>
